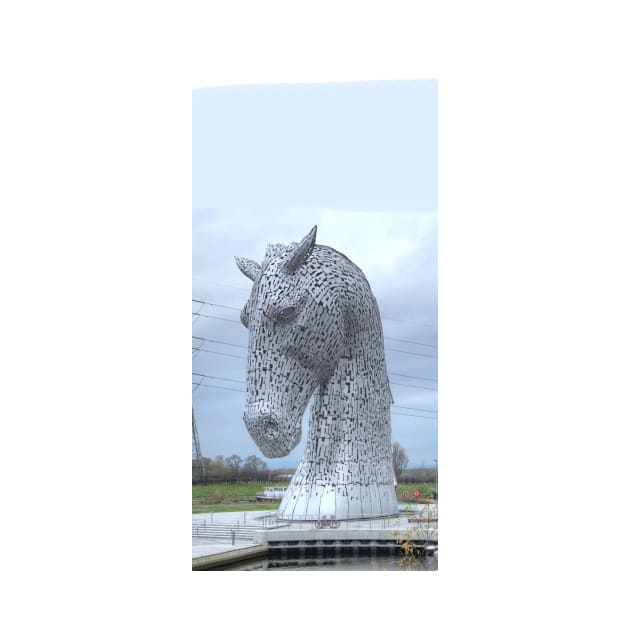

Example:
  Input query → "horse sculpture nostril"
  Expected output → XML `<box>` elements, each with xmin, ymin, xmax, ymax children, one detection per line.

<box><xmin>262</xmin><ymin>416</ymin><xmax>279</xmax><ymax>437</ymax></box>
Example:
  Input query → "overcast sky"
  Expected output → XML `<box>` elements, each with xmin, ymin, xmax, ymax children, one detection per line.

<box><xmin>192</xmin><ymin>80</ymin><xmax>437</xmax><ymax>468</ymax></box>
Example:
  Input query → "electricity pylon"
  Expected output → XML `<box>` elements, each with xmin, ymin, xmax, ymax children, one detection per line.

<box><xmin>192</xmin><ymin>407</ymin><xmax>205</xmax><ymax>482</ymax></box>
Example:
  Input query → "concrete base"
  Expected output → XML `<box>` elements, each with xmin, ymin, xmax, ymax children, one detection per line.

<box><xmin>259</xmin><ymin>523</ymin><xmax>437</xmax><ymax>548</ymax></box>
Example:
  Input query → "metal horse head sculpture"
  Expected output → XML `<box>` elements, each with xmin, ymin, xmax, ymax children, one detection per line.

<box><xmin>236</xmin><ymin>226</ymin><xmax>398</xmax><ymax>520</ymax></box>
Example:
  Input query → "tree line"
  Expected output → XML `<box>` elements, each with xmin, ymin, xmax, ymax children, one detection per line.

<box><xmin>193</xmin><ymin>442</ymin><xmax>435</xmax><ymax>483</ymax></box>
<box><xmin>192</xmin><ymin>453</ymin><xmax>294</xmax><ymax>483</ymax></box>
<box><xmin>192</xmin><ymin>442</ymin><xmax>437</xmax><ymax>483</ymax></box>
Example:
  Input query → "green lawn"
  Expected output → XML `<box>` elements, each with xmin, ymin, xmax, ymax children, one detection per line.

<box><xmin>193</xmin><ymin>502</ymin><xmax>280</xmax><ymax>514</ymax></box>
<box><xmin>192</xmin><ymin>482</ymin><xmax>284</xmax><ymax>503</ymax></box>
<box><xmin>192</xmin><ymin>482</ymin><xmax>435</xmax><ymax>513</ymax></box>
<box><xmin>396</xmin><ymin>483</ymin><xmax>437</xmax><ymax>500</ymax></box>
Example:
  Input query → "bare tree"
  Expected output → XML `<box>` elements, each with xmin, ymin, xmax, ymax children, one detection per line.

<box><xmin>242</xmin><ymin>454</ymin><xmax>267</xmax><ymax>480</ymax></box>
<box><xmin>392</xmin><ymin>442</ymin><xmax>409</xmax><ymax>482</ymax></box>
<box><xmin>226</xmin><ymin>454</ymin><xmax>242</xmax><ymax>480</ymax></box>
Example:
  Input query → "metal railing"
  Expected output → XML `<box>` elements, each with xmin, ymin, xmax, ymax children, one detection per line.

<box><xmin>191</xmin><ymin>511</ymin><xmax>438</xmax><ymax>542</ymax></box>
<box><xmin>258</xmin><ymin>512</ymin><xmax>437</xmax><ymax>537</ymax></box>
<box><xmin>192</xmin><ymin>523</ymin><xmax>258</xmax><ymax>540</ymax></box>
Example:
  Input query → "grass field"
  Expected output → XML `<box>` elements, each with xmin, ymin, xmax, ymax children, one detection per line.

<box><xmin>192</xmin><ymin>483</ymin><xmax>281</xmax><ymax>513</ymax></box>
<box><xmin>192</xmin><ymin>502</ymin><xmax>280</xmax><ymax>514</ymax></box>
<box><xmin>396</xmin><ymin>483</ymin><xmax>437</xmax><ymax>500</ymax></box>
<box><xmin>192</xmin><ymin>482</ymin><xmax>436</xmax><ymax>513</ymax></box>
<box><xmin>192</xmin><ymin>482</ymin><xmax>275</xmax><ymax>502</ymax></box>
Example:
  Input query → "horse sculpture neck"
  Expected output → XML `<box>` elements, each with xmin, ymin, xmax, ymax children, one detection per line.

<box><xmin>277</xmin><ymin>250</ymin><xmax>398</xmax><ymax>521</ymax></box>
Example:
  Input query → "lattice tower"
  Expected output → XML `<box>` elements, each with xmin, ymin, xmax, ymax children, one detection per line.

<box><xmin>192</xmin><ymin>407</ymin><xmax>205</xmax><ymax>481</ymax></box>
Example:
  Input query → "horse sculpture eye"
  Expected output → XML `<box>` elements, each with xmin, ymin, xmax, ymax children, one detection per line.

<box><xmin>277</xmin><ymin>306</ymin><xmax>297</xmax><ymax>321</ymax></box>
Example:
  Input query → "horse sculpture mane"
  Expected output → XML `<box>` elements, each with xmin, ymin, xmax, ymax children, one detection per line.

<box><xmin>236</xmin><ymin>226</ymin><xmax>398</xmax><ymax>521</ymax></box>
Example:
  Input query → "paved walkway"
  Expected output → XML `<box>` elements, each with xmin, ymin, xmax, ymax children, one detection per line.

<box><xmin>192</xmin><ymin>510</ymin><xmax>274</xmax><ymax>560</ymax></box>
<box><xmin>193</xmin><ymin>538</ymin><xmax>261</xmax><ymax>560</ymax></box>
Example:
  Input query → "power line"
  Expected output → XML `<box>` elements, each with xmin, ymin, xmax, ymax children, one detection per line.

<box><xmin>381</xmin><ymin>316</ymin><xmax>438</xmax><ymax>329</ymax></box>
<box><xmin>192</xmin><ymin>379</ymin><xmax>437</xmax><ymax>418</ymax></box>
<box><xmin>192</xmin><ymin>380</ymin><xmax>436</xmax><ymax>418</ymax></box>
<box><xmin>393</xmin><ymin>405</ymin><xmax>437</xmax><ymax>414</ymax></box>
<box><xmin>192</xmin><ymin>277</ymin><xmax>250</xmax><ymax>293</ymax></box>
<box><xmin>192</xmin><ymin>348</ymin><xmax>247</xmax><ymax>360</ymax></box>
<box><xmin>192</xmin><ymin>323</ymin><xmax>437</xmax><ymax>354</ymax></box>
<box><xmin>192</xmin><ymin>383</ymin><xmax>437</xmax><ymax>418</ymax></box>
<box><xmin>192</xmin><ymin>284</ymin><xmax>437</xmax><ymax>332</ymax></box>
<box><xmin>192</xmin><ymin>298</ymin><xmax>241</xmax><ymax>312</ymax></box>
<box><xmin>192</xmin><ymin>312</ymin><xmax>242</xmax><ymax>325</ymax></box>
<box><xmin>385</xmin><ymin>346</ymin><xmax>436</xmax><ymax>359</ymax></box>
<box><xmin>391</xmin><ymin>411</ymin><xmax>438</xmax><ymax>420</ymax></box>
<box><xmin>192</xmin><ymin>341</ymin><xmax>436</xmax><ymax>385</ymax></box>
<box><xmin>192</xmin><ymin>382</ymin><xmax>246</xmax><ymax>393</ymax></box>
<box><xmin>192</xmin><ymin>335</ymin><xmax>247</xmax><ymax>349</ymax></box>
<box><xmin>384</xmin><ymin>336</ymin><xmax>437</xmax><ymax>348</ymax></box>
<box><xmin>192</xmin><ymin>372</ymin><xmax>245</xmax><ymax>385</ymax></box>
<box><xmin>389</xmin><ymin>372</ymin><xmax>437</xmax><ymax>383</ymax></box>
<box><xmin>191</xmin><ymin>369</ymin><xmax>436</xmax><ymax>394</ymax></box>
<box><xmin>192</xmin><ymin>298</ymin><xmax>437</xmax><ymax>346</ymax></box>
<box><xmin>191</xmin><ymin>333</ymin><xmax>435</xmax><ymax>359</ymax></box>
<box><xmin>390</xmin><ymin>381</ymin><xmax>437</xmax><ymax>391</ymax></box>
<box><xmin>192</xmin><ymin>382</ymin><xmax>437</xmax><ymax>416</ymax></box>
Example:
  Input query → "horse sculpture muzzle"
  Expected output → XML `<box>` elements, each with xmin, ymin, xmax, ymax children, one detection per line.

<box><xmin>243</xmin><ymin>409</ymin><xmax>302</xmax><ymax>458</ymax></box>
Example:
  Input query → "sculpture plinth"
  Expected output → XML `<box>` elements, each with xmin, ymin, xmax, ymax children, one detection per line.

<box><xmin>236</xmin><ymin>226</ymin><xmax>398</xmax><ymax>520</ymax></box>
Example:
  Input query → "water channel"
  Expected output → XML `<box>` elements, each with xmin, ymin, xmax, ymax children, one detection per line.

<box><xmin>221</xmin><ymin>553</ymin><xmax>437</xmax><ymax>571</ymax></box>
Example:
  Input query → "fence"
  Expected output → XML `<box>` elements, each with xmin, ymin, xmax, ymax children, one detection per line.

<box><xmin>192</xmin><ymin>510</ymin><xmax>438</xmax><ymax>542</ymax></box>
<box><xmin>192</xmin><ymin>523</ymin><xmax>259</xmax><ymax>541</ymax></box>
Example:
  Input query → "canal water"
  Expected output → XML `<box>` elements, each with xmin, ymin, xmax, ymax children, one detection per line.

<box><xmin>222</xmin><ymin>553</ymin><xmax>437</xmax><ymax>571</ymax></box>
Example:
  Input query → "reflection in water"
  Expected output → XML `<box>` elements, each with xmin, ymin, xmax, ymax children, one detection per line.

<box><xmin>222</xmin><ymin>553</ymin><xmax>437</xmax><ymax>571</ymax></box>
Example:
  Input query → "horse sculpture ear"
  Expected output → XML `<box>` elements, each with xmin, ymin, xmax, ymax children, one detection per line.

<box><xmin>283</xmin><ymin>225</ymin><xmax>317</xmax><ymax>274</ymax></box>
<box><xmin>235</xmin><ymin>256</ymin><xmax>261</xmax><ymax>282</ymax></box>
